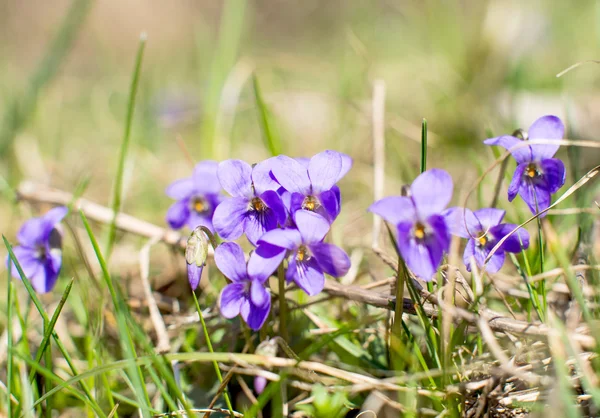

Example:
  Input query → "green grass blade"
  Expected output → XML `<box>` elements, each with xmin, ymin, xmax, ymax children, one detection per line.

<box><xmin>252</xmin><ymin>74</ymin><xmax>282</xmax><ymax>156</ymax></box>
<box><xmin>79</xmin><ymin>211</ymin><xmax>151</xmax><ymax>416</ymax></box>
<box><xmin>28</xmin><ymin>279</ymin><xmax>74</xmax><ymax>384</ymax></box>
<box><xmin>420</xmin><ymin>118</ymin><xmax>427</xmax><ymax>173</ymax></box>
<box><xmin>4</xmin><ymin>235</ymin><xmax>103</xmax><ymax>415</ymax></box>
<box><xmin>105</xmin><ymin>33</ymin><xmax>147</xmax><ymax>260</ymax></box>
<box><xmin>6</xmin><ymin>264</ymin><xmax>15</xmax><ymax>417</ymax></box>
<box><xmin>0</xmin><ymin>0</ymin><xmax>93</xmax><ymax>158</ymax></box>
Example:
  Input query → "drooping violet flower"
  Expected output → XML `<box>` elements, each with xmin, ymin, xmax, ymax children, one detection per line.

<box><xmin>443</xmin><ymin>207</ymin><xmax>530</xmax><ymax>273</ymax></box>
<box><xmin>369</xmin><ymin>169</ymin><xmax>453</xmax><ymax>281</ymax></box>
<box><xmin>212</xmin><ymin>159</ymin><xmax>286</xmax><ymax>245</ymax></box>
<box><xmin>185</xmin><ymin>227</ymin><xmax>210</xmax><ymax>290</ymax></box>
<box><xmin>484</xmin><ymin>115</ymin><xmax>566</xmax><ymax>215</ymax></box>
<box><xmin>249</xmin><ymin>211</ymin><xmax>351</xmax><ymax>296</ymax></box>
<box><xmin>6</xmin><ymin>207</ymin><xmax>68</xmax><ymax>293</ymax></box>
<box><xmin>269</xmin><ymin>150</ymin><xmax>352</xmax><ymax>223</ymax></box>
<box><xmin>165</xmin><ymin>161</ymin><xmax>224</xmax><ymax>232</ymax></box>
<box><xmin>216</xmin><ymin>242</ymin><xmax>273</xmax><ymax>330</ymax></box>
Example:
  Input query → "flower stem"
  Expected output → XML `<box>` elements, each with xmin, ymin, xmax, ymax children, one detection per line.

<box><xmin>191</xmin><ymin>291</ymin><xmax>234</xmax><ymax>414</ymax></box>
<box><xmin>420</xmin><ymin>118</ymin><xmax>428</xmax><ymax>173</ymax></box>
<box><xmin>277</xmin><ymin>264</ymin><xmax>289</xmax><ymax>341</ymax></box>
<box><xmin>390</xmin><ymin>257</ymin><xmax>407</xmax><ymax>370</ymax></box>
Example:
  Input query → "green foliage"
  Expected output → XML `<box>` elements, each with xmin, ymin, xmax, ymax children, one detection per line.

<box><xmin>296</xmin><ymin>385</ymin><xmax>350</xmax><ymax>418</ymax></box>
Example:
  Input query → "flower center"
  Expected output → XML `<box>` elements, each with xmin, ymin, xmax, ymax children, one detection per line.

<box><xmin>191</xmin><ymin>196</ymin><xmax>210</xmax><ymax>214</ymax></box>
<box><xmin>302</xmin><ymin>195</ymin><xmax>319</xmax><ymax>212</ymax></box>
<box><xmin>526</xmin><ymin>163</ymin><xmax>540</xmax><ymax>179</ymax></box>
<box><xmin>413</xmin><ymin>222</ymin><xmax>427</xmax><ymax>240</ymax></box>
<box><xmin>250</xmin><ymin>197</ymin><xmax>267</xmax><ymax>212</ymax></box>
<box><xmin>475</xmin><ymin>231</ymin><xmax>494</xmax><ymax>248</ymax></box>
<box><xmin>296</xmin><ymin>245</ymin><xmax>309</xmax><ymax>262</ymax></box>
<box><xmin>35</xmin><ymin>245</ymin><xmax>47</xmax><ymax>260</ymax></box>
<box><xmin>477</xmin><ymin>233</ymin><xmax>488</xmax><ymax>247</ymax></box>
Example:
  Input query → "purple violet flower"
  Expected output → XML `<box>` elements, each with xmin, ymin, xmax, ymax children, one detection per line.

<box><xmin>6</xmin><ymin>207</ymin><xmax>68</xmax><ymax>293</ymax></box>
<box><xmin>249</xmin><ymin>210</ymin><xmax>351</xmax><ymax>296</ymax></box>
<box><xmin>165</xmin><ymin>161</ymin><xmax>224</xmax><ymax>232</ymax></box>
<box><xmin>369</xmin><ymin>169</ymin><xmax>453</xmax><ymax>281</ymax></box>
<box><xmin>443</xmin><ymin>207</ymin><xmax>530</xmax><ymax>273</ymax></box>
<box><xmin>216</xmin><ymin>242</ymin><xmax>273</xmax><ymax>330</ymax></box>
<box><xmin>484</xmin><ymin>115</ymin><xmax>566</xmax><ymax>216</ymax></box>
<box><xmin>270</xmin><ymin>150</ymin><xmax>352</xmax><ymax>223</ymax></box>
<box><xmin>212</xmin><ymin>159</ymin><xmax>286</xmax><ymax>245</ymax></box>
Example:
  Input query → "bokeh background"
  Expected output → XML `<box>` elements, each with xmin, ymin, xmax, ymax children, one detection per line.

<box><xmin>1</xmin><ymin>0</ymin><xmax>599</xmax><ymax>280</ymax></box>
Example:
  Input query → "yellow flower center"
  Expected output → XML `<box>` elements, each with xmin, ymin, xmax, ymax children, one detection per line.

<box><xmin>251</xmin><ymin>197</ymin><xmax>266</xmax><ymax>212</ymax></box>
<box><xmin>526</xmin><ymin>163</ymin><xmax>538</xmax><ymax>178</ymax></box>
<box><xmin>296</xmin><ymin>246</ymin><xmax>308</xmax><ymax>261</ymax></box>
<box><xmin>478</xmin><ymin>235</ymin><xmax>488</xmax><ymax>246</ymax></box>
<box><xmin>414</xmin><ymin>222</ymin><xmax>426</xmax><ymax>240</ymax></box>
<box><xmin>192</xmin><ymin>197</ymin><xmax>208</xmax><ymax>213</ymax></box>
<box><xmin>302</xmin><ymin>195</ymin><xmax>319</xmax><ymax>212</ymax></box>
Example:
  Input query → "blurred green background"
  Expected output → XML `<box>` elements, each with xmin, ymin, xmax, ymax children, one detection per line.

<box><xmin>1</xmin><ymin>0</ymin><xmax>599</xmax><ymax>239</ymax></box>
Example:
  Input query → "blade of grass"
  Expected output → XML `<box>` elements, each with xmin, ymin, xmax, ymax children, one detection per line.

<box><xmin>28</xmin><ymin>279</ymin><xmax>74</xmax><ymax>384</ymax></box>
<box><xmin>420</xmin><ymin>118</ymin><xmax>427</xmax><ymax>173</ymax></box>
<box><xmin>105</xmin><ymin>33</ymin><xmax>147</xmax><ymax>260</ymax></box>
<box><xmin>199</xmin><ymin>0</ymin><xmax>247</xmax><ymax>159</ymax></box>
<box><xmin>191</xmin><ymin>291</ymin><xmax>235</xmax><ymax>414</ymax></box>
<box><xmin>80</xmin><ymin>211</ymin><xmax>151</xmax><ymax>416</ymax></box>
<box><xmin>0</xmin><ymin>0</ymin><xmax>93</xmax><ymax>158</ymax></box>
<box><xmin>3</xmin><ymin>236</ymin><xmax>103</xmax><ymax>415</ymax></box>
<box><xmin>252</xmin><ymin>74</ymin><xmax>282</xmax><ymax>156</ymax></box>
<box><xmin>6</xmin><ymin>264</ymin><xmax>14</xmax><ymax>417</ymax></box>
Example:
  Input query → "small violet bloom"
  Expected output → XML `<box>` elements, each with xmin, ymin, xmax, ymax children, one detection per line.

<box><xmin>443</xmin><ymin>207</ymin><xmax>530</xmax><ymax>273</ymax></box>
<box><xmin>270</xmin><ymin>150</ymin><xmax>352</xmax><ymax>223</ymax></box>
<box><xmin>250</xmin><ymin>210</ymin><xmax>351</xmax><ymax>296</ymax></box>
<box><xmin>213</xmin><ymin>159</ymin><xmax>286</xmax><ymax>245</ymax></box>
<box><xmin>7</xmin><ymin>207</ymin><xmax>68</xmax><ymax>293</ymax></box>
<box><xmin>216</xmin><ymin>242</ymin><xmax>273</xmax><ymax>331</ymax></box>
<box><xmin>369</xmin><ymin>169</ymin><xmax>453</xmax><ymax>281</ymax></box>
<box><xmin>165</xmin><ymin>161</ymin><xmax>224</xmax><ymax>232</ymax></box>
<box><xmin>484</xmin><ymin>115</ymin><xmax>566</xmax><ymax>215</ymax></box>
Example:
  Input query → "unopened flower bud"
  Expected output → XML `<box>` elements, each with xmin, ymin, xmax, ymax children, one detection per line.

<box><xmin>186</xmin><ymin>227</ymin><xmax>209</xmax><ymax>290</ymax></box>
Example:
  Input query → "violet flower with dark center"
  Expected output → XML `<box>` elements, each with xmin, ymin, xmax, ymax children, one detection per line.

<box><xmin>216</xmin><ymin>242</ymin><xmax>274</xmax><ymax>330</ymax></box>
<box><xmin>443</xmin><ymin>207</ymin><xmax>530</xmax><ymax>273</ymax></box>
<box><xmin>484</xmin><ymin>115</ymin><xmax>566</xmax><ymax>215</ymax></box>
<box><xmin>249</xmin><ymin>211</ymin><xmax>351</xmax><ymax>296</ymax></box>
<box><xmin>165</xmin><ymin>161</ymin><xmax>224</xmax><ymax>232</ymax></box>
<box><xmin>212</xmin><ymin>159</ymin><xmax>286</xmax><ymax>245</ymax></box>
<box><xmin>369</xmin><ymin>169</ymin><xmax>453</xmax><ymax>281</ymax></box>
<box><xmin>7</xmin><ymin>206</ymin><xmax>68</xmax><ymax>293</ymax></box>
<box><xmin>270</xmin><ymin>150</ymin><xmax>352</xmax><ymax>223</ymax></box>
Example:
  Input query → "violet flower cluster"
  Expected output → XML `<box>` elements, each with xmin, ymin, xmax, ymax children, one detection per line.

<box><xmin>5</xmin><ymin>115</ymin><xmax>565</xmax><ymax>330</ymax></box>
<box><xmin>180</xmin><ymin>150</ymin><xmax>352</xmax><ymax>331</ymax></box>
<box><xmin>370</xmin><ymin>115</ymin><xmax>564</xmax><ymax>280</ymax></box>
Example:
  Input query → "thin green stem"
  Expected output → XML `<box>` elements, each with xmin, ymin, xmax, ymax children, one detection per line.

<box><xmin>6</xmin><ymin>265</ymin><xmax>14</xmax><ymax>417</ymax></box>
<box><xmin>390</xmin><ymin>257</ymin><xmax>407</xmax><ymax>370</ymax></box>
<box><xmin>420</xmin><ymin>118</ymin><xmax>427</xmax><ymax>173</ymax></box>
<box><xmin>106</xmin><ymin>33</ymin><xmax>147</xmax><ymax>260</ymax></box>
<box><xmin>191</xmin><ymin>291</ymin><xmax>234</xmax><ymax>414</ymax></box>
<box><xmin>278</xmin><ymin>263</ymin><xmax>289</xmax><ymax>341</ymax></box>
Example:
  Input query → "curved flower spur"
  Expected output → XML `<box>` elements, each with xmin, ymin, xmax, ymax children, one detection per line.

<box><xmin>270</xmin><ymin>150</ymin><xmax>352</xmax><ymax>223</ymax></box>
<box><xmin>165</xmin><ymin>160</ymin><xmax>224</xmax><ymax>232</ymax></box>
<box><xmin>249</xmin><ymin>210</ymin><xmax>351</xmax><ymax>296</ymax></box>
<box><xmin>443</xmin><ymin>207</ymin><xmax>530</xmax><ymax>273</ymax></box>
<box><xmin>369</xmin><ymin>169</ymin><xmax>453</xmax><ymax>281</ymax></box>
<box><xmin>216</xmin><ymin>242</ymin><xmax>275</xmax><ymax>331</ymax></box>
<box><xmin>6</xmin><ymin>206</ymin><xmax>68</xmax><ymax>293</ymax></box>
<box><xmin>213</xmin><ymin>158</ymin><xmax>286</xmax><ymax>245</ymax></box>
<box><xmin>484</xmin><ymin>115</ymin><xmax>566</xmax><ymax>216</ymax></box>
